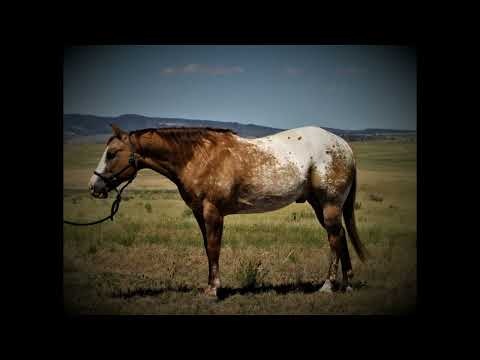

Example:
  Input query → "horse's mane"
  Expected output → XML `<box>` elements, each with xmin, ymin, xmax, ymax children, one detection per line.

<box><xmin>126</xmin><ymin>127</ymin><xmax>237</xmax><ymax>164</ymax></box>
<box><xmin>133</xmin><ymin>127</ymin><xmax>236</xmax><ymax>147</ymax></box>
<box><xmin>131</xmin><ymin>127</ymin><xmax>235</xmax><ymax>140</ymax></box>
<box><xmin>132</xmin><ymin>127</ymin><xmax>235</xmax><ymax>135</ymax></box>
<box><xmin>107</xmin><ymin>127</ymin><xmax>236</xmax><ymax>146</ymax></box>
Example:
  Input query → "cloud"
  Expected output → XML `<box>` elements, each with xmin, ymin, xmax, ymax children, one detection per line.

<box><xmin>161</xmin><ymin>67</ymin><xmax>176</xmax><ymax>74</ymax></box>
<box><xmin>183</xmin><ymin>64</ymin><xmax>201</xmax><ymax>73</ymax></box>
<box><xmin>335</xmin><ymin>66</ymin><xmax>368</xmax><ymax>75</ymax></box>
<box><xmin>161</xmin><ymin>64</ymin><xmax>245</xmax><ymax>76</ymax></box>
<box><xmin>285</xmin><ymin>67</ymin><xmax>303</xmax><ymax>75</ymax></box>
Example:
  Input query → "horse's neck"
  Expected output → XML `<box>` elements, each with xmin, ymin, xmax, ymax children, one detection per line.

<box><xmin>136</xmin><ymin>132</ymin><xmax>183</xmax><ymax>184</ymax></box>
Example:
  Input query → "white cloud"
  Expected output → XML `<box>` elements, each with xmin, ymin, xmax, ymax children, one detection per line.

<box><xmin>161</xmin><ymin>67</ymin><xmax>175</xmax><ymax>74</ymax></box>
<box><xmin>286</xmin><ymin>67</ymin><xmax>303</xmax><ymax>75</ymax></box>
<box><xmin>161</xmin><ymin>64</ymin><xmax>245</xmax><ymax>76</ymax></box>
<box><xmin>184</xmin><ymin>63</ymin><xmax>201</xmax><ymax>73</ymax></box>
<box><xmin>209</xmin><ymin>65</ymin><xmax>244</xmax><ymax>75</ymax></box>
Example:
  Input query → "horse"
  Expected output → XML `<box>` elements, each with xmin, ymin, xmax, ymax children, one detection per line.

<box><xmin>89</xmin><ymin>124</ymin><xmax>367</xmax><ymax>296</ymax></box>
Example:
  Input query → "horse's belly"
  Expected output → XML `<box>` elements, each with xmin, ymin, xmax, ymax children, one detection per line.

<box><xmin>235</xmin><ymin>194</ymin><xmax>301</xmax><ymax>214</ymax></box>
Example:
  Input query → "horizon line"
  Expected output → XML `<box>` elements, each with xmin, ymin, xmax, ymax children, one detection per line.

<box><xmin>63</xmin><ymin>113</ymin><xmax>417</xmax><ymax>132</ymax></box>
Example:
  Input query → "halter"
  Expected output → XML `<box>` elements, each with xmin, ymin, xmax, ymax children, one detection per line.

<box><xmin>93</xmin><ymin>141</ymin><xmax>138</xmax><ymax>190</ymax></box>
<box><xmin>64</xmin><ymin>133</ymin><xmax>141</xmax><ymax>226</ymax></box>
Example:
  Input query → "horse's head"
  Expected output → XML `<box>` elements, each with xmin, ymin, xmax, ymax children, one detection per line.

<box><xmin>89</xmin><ymin>124</ymin><xmax>138</xmax><ymax>198</ymax></box>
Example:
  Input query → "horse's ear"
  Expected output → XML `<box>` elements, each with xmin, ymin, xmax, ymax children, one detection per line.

<box><xmin>111</xmin><ymin>123</ymin><xmax>128</xmax><ymax>142</ymax></box>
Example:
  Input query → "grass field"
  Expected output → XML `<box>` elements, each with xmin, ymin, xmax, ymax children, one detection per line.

<box><xmin>63</xmin><ymin>138</ymin><xmax>416</xmax><ymax>315</ymax></box>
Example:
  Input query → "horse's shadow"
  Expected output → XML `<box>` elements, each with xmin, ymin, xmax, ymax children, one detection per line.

<box><xmin>217</xmin><ymin>280</ymin><xmax>367</xmax><ymax>300</ymax></box>
<box><xmin>110</xmin><ymin>285</ymin><xmax>191</xmax><ymax>299</ymax></box>
<box><xmin>111</xmin><ymin>280</ymin><xmax>367</xmax><ymax>301</ymax></box>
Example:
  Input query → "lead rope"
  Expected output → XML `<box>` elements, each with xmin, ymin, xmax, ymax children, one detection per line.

<box><xmin>63</xmin><ymin>175</ymin><xmax>135</xmax><ymax>226</ymax></box>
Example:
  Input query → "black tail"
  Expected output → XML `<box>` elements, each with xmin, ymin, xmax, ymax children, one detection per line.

<box><xmin>343</xmin><ymin>169</ymin><xmax>367</xmax><ymax>262</ymax></box>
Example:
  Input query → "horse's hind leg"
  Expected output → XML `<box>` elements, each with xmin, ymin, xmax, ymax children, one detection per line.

<box><xmin>308</xmin><ymin>199</ymin><xmax>353</xmax><ymax>292</ymax></box>
<box><xmin>330</xmin><ymin>223</ymin><xmax>353</xmax><ymax>292</ymax></box>
<box><xmin>308</xmin><ymin>197</ymin><xmax>335</xmax><ymax>292</ymax></box>
<box><xmin>339</xmin><ymin>230</ymin><xmax>354</xmax><ymax>292</ymax></box>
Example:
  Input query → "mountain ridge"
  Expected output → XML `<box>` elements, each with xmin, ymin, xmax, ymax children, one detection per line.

<box><xmin>64</xmin><ymin>114</ymin><xmax>416</xmax><ymax>143</ymax></box>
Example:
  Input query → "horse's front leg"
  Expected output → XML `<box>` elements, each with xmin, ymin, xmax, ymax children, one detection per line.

<box><xmin>195</xmin><ymin>200</ymin><xmax>224</xmax><ymax>297</ymax></box>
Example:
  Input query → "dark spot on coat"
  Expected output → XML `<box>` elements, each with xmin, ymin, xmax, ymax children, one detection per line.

<box><xmin>298</xmin><ymin>136</ymin><xmax>302</xmax><ymax>140</ymax></box>
<box><xmin>288</xmin><ymin>136</ymin><xmax>291</xmax><ymax>139</ymax></box>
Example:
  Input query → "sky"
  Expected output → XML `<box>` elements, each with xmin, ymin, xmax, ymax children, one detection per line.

<box><xmin>64</xmin><ymin>45</ymin><xmax>416</xmax><ymax>130</ymax></box>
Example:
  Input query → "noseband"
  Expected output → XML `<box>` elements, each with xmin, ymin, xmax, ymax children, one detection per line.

<box><xmin>64</xmin><ymin>133</ymin><xmax>141</xmax><ymax>226</ymax></box>
<box><xmin>93</xmin><ymin>150</ymin><xmax>138</xmax><ymax>189</ymax></box>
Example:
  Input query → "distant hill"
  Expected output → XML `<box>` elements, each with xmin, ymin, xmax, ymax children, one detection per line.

<box><xmin>63</xmin><ymin>114</ymin><xmax>416</xmax><ymax>143</ymax></box>
<box><xmin>64</xmin><ymin>114</ymin><xmax>284</xmax><ymax>141</ymax></box>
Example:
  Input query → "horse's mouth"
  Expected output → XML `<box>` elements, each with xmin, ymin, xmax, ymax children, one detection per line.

<box><xmin>91</xmin><ymin>191</ymin><xmax>108</xmax><ymax>199</ymax></box>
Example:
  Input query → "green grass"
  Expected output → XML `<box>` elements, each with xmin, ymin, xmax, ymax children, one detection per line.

<box><xmin>63</xmin><ymin>139</ymin><xmax>416</xmax><ymax>315</ymax></box>
<box><xmin>235</xmin><ymin>258</ymin><xmax>269</xmax><ymax>289</ymax></box>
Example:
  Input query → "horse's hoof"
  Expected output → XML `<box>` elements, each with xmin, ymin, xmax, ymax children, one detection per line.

<box><xmin>319</xmin><ymin>280</ymin><xmax>333</xmax><ymax>293</ymax></box>
<box><xmin>203</xmin><ymin>286</ymin><xmax>218</xmax><ymax>297</ymax></box>
<box><xmin>345</xmin><ymin>285</ymin><xmax>353</xmax><ymax>292</ymax></box>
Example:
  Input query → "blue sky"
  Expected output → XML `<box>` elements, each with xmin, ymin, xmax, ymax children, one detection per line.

<box><xmin>64</xmin><ymin>45</ymin><xmax>416</xmax><ymax>130</ymax></box>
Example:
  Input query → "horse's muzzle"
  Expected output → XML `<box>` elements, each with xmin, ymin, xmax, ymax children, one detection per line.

<box><xmin>90</xmin><ymin>182</ymin><xmax>109</xmax><ymax>198</ymax></box>
<box><xmin>91</xmin><ymin>191</ymin><xmax>108</xmax><ymax>199</ymax></box>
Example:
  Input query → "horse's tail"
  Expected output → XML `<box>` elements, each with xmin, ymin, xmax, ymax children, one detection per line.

<box><xmin>343</xmin><ymin>168</ymin><xmax>367</xmax><ymax>262</ymax></box>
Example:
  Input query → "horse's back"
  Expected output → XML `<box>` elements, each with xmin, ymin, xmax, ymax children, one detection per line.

<box><xmin>248</xmin><ymin>126</ymin><xmax>354</xmax><ymax>171</ymax></box>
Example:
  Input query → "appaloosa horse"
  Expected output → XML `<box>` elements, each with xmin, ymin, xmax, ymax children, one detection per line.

<box><xmin>89</xmin><ymin>124</ymin><xmax>367</xmax><ymax>296</ymax></box>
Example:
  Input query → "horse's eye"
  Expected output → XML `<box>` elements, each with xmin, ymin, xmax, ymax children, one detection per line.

<box><xmin>106</xmin><ymin>152</ymin><xmax>115</xmax><ymax>160</ymax></box>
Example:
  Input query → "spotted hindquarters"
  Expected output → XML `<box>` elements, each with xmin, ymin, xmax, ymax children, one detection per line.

<box><xmin>310</xmin><ymin>141</ymin><xmax>355</xmax><ymax>206</ymax></box>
